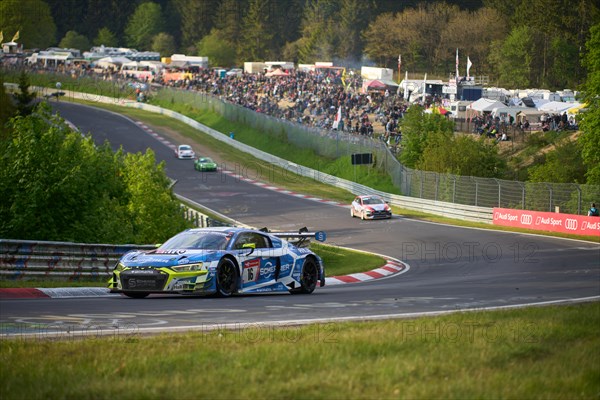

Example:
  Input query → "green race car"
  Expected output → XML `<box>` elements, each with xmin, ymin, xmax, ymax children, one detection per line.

<box><xmin>194</xmin><ymin>156</ymin><xmax>218</xmax><ymax>172</ymax></box>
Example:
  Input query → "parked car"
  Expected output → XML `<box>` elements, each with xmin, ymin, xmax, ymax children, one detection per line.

<box><xmin>350</xmin><ymin>195</ymin><xmax>392</xmax><ymax>220</ymax></box>
<box><xmin>175</xmin><ymin>144</ymin><xmax>195</xmax><ymax>159</ymax></box>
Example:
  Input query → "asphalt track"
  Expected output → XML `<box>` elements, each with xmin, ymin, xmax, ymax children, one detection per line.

<box><xmin>1</xmin><ymin>101</ymin><xmax>598</xmax><ymax>337</ymax></box>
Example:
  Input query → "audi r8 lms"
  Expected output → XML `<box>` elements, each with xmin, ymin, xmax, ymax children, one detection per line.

<box><xmin>175</xmin><ymin>144</ymin><xmax>195</xmax><ymax>159</ymax></box>
<box><xmin>109</xmin><ymin>227</ymin><xmax>326</xmax><ymax>298</ymax></box>
<box><xmin>194</xmin><ymin>156</ymin><xmax>218</xmax><ymax>172</ymax></box>
<box><xmin>350</xmin><ymin>195</ymin><xmax>392</xmax><ymax>220</ymax></box>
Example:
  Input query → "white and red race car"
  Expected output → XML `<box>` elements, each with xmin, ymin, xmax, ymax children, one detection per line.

<box><xmin>350</xmin><ymin>195</ymin><xmax>392</xmax><ymax>220</ymax></box>
<box><xmin>175</xmin><ymin>144</ymin><xmax>195</xmax><ymax>159</ymax></box>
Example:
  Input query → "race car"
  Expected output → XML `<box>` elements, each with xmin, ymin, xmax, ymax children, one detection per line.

<box><xmin>350</xmin><ymin>195</ymin><xmax>392</xmax><ymax>220</ymax></box>
<box><xmin>194</xmin><ymin>156</ymin><xmax>218</xmax><ymax>172</ymax></box>
<box><xmin>108</xmin><ymin>227</ymin><xmax>326</xmax><ymax>298</ymax></box>
<box><xmin>175</xmin><ymin>144</ymin><xmax>195</xmax><ymax>159</ymax></box>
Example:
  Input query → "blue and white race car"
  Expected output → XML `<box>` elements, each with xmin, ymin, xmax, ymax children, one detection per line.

<box><xmin>108</xmin><ymin>227</ymin><xmax>326</xmax><ymax>298</ymax></box>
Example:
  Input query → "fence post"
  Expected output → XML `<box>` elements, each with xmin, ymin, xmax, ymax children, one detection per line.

<box><xmin>420</xmin><ymin>170</ymin><xmax>424</xmax><ymax>198</ymax></box>
<box><xmin>575</xmin><ymin>184</ymin><xmax>582</xmax><ymax>215</ymax></box>
<box><xmin>545</xmin><ymin>183</ymin><xmax>553</xmax><ymax>212</ymax></box>
<box><xmin>452</xmin><ymin>176</ymin><xmax>456</xmax><ymax>203</ymax></box>
<box><xmin>493</xmin><ymin>178</ymin><xmax>501</xmax><ymax>207</ymax></box>
<box><xmin>435</xmin><ymin>173</ymin><xmax>439</xmax><ymax>201</ymax></box>
<box><xmin>518</xmin><ymin>181</ymin><xmax>526</xmax><ymax>209</ymax></box>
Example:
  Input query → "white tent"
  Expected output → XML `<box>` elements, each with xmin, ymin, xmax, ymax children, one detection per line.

<box><xmin>468</xmin><ymin>98</ymin><xmax>505</xmax><ymax>113</ymax></box>
<box><xmin>94</xmin><ymin>56</ymin><xmax>132</xmax><ymax>68</ymax></box>
<box><xmin>538</xmin><ymin>101</ymin><xmax>576</xmax><ymax>113</ymax></box>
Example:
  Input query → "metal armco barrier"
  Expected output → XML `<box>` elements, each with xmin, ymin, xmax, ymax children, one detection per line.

<box><xmin>0</xmin><ymin>239</ymin><xmax>155</xmax><ymax>280</ymax></box>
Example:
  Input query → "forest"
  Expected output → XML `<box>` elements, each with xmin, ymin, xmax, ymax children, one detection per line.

<box><xmin>1</xmin><ymin>0</ymin><xmax>598</xmax><ymax>90</ymax></box>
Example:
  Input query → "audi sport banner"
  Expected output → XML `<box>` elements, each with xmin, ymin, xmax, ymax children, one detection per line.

<box><xmin>493</xmin><ymin>208</ymin><xmax>600</xmax><ymax>237</ymax></box>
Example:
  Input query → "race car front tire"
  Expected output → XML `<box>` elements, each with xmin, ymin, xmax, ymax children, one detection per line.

<box><xmin>216</xmin><ymin>257</ymin><xmax>238</xmax><ymax>297</ymax></box>
<box><xmin>291</xmin><ymin>258</ymin><xmax>318</xmax><ymax>294</ymax></box>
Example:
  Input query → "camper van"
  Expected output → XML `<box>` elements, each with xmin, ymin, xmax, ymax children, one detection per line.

<box><xmin>448</xmin><ymin>101</ymin><xmax>472</xmax><ymax>119</ymax></box>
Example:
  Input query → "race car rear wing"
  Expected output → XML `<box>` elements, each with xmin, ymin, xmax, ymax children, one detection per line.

<box><xmin>259</xmin><ymin>227</ymin><xmax>326</xmax><ymax>247</ymax></box>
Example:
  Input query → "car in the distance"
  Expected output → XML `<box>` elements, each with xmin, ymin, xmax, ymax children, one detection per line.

<box><xmin>350</xmin><ymin>195</ymin><xmax>392</xmax><ymax>220</ymax></box>
<box><xmin>175</xmin><ymin>144</ymin><xmax>195</xmax><ymax>159</ymax></box>
<box><xmin>194</xmin><ymin>156</ymin><xmax>218</xmax><ymax>172</ymax></box>
<box><xmin>108</xmin><ymin>227</ymin><xmax>326</xmax><ymax>298</ymax></box>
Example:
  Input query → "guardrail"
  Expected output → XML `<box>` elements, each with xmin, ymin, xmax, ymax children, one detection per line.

<box><xmin>0</xmin><ymin>239</ymin><xmax>155</xmax><ymax>280</ymax></box>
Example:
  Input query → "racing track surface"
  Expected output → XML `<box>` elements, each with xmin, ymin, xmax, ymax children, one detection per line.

<box><xmin>1</xmin><ymin>101</ymin><xmax>598</xmax><ymax>336</ymax></box>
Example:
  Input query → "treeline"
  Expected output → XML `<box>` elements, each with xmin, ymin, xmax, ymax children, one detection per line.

<box><xmin>1</xmin><ymin>0</ymin><xmax>598</xmax><ymax>89</ymax></box>
<box><xmin>0</xmin><ymin>75</ymin><xmax>192</xmax><ymax>243</ymax></box>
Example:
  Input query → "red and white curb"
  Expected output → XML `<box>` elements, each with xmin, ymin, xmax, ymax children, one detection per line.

<box><xmin>325</xmin><ymin>259</ymin><xmax>408</xmax><ymax>285</ymax></box>
<box><xmin>0</xmin><ymin>259</ymin><xmax>409</xmax><ymax>299</ymax></box>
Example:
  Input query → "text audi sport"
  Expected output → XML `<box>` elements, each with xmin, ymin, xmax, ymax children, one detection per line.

<box><xmin>350</xmin><ymin>195</ymin><xmax>392</xmax><ymax>220</ymax></box>
<box><xmin>109</xmin><ymin>227</ymin><xmax>326</xmax><ymax>298</ymax></box>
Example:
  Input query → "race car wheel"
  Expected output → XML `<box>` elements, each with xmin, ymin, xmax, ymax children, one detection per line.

<box><xmin>361</xmin><ymin>210</ymin><xmax>366</xmax><ymax>220</ymax></box>
<box><xmin>291</xmin><ymin>258</ymin><xmax>318</xmax><ymax>294</ymax></box>
<box><xmin>123</xmin><ymin>292</ymin><xmax>149</xmax><ymax>299</ymax></box>
<box><xmin>216</xmin><ymin>258</ymin><xmax>238</xmax><ymax>297</ymax></box>
<box><xmin>350</xmin><ymin>207</ymin><xmax>355</xmax><ymax>218</ymax></box>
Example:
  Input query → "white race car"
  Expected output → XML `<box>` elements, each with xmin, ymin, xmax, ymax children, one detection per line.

<box><xmin>175</xmin><ymin>144</ymin><xmax>195</xmax><ymax>159</ymax></box>
<box><xmin>350</xmin><ymin>195</ymin><xmax>392</xmax><ymax>220</ymax></box>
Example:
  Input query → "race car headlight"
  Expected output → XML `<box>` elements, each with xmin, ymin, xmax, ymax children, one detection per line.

<box><xmin>114</xmin><ymin>262</ymin><xmax>125</xmax><ymax>272</ymax></box>
<box><xmin>171</xmin><ymin>263</ymin><xmax>205</xmax><ymax>272</ymax></box>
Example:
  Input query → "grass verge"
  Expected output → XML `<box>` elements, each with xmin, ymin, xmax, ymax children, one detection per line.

<box><xmin>1</xmin><ymin>302</ymin><xmax>598</xmax><ymax>399</ymax></box>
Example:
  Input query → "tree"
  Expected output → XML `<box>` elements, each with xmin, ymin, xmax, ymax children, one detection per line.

<box><xmin>579</xmin><ymin>22</ymin><xmax>600</xmax><ymax>185</ymax></box>
<box><xmin>417</xmin><ymin>134</ymin><xmax>506</xmax><ymax>178</ymax></box>
<box><xmin>173</xmin><ymin>0</ymin><xmax>220</xmax><ymax>50</ymax></box>
<box><xmin>58</xmin><ymin>30</ymin><xmax>90</xmax><ymax>51</ymax></box>
<box><xmin>0</xmin><ymin>103</ymin><xmax>191</xmax><ymax>243</ymax></box>
<box><xmin>527</xmin><ymin>140</ymin><xmax>586</xmax><ymax>183</ymax></box>
<box><xmin>152</xmin><ymin>32</ymin><xmax>177</xmax><ymax>57</ymax></box>
<box><xmin>238</xmin><ymin>0</ymin><xmax>275</xmax><ymax>61</ymax></box>
<box><xmin>197</xmin><ymin>29</ymin><xmax>237</xmax><ymax>67</ymax></box>
<box><xmin>488</xmin><ymin>26</ymin><xmax>534</xmax><ymax>88</ymax></box>
<box><xmin>14</xmin><ymin>72</ymin><xmax>36</xmax><ymax>116</ymax></box>
<box><xmin>94</xmin><ymin>27</ymin><xmax>118</xmax><ymax>47</ymax></box>
<box><xmin>0</xmin><ymin>73</ymin><xmax>16</xmax><ymax>141</ymax></box>
<box><xmin>337</xmin><ymin>0</ymin><xmax>372</xmax><ymax>62</ymax></box>
<box><xmin>0</xmin><ymin>0</ymin><xmax>56</xmax><ymax>49</ymax></box>
<box><xmin>125</xmin><ymin>2</ymin><xmax>164</xmax><ymax>50</ymax></box>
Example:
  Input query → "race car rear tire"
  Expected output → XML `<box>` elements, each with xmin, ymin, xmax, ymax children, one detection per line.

<box><xmin>216</xmin><ymin>258</ymin><xmax>238</xmax><ymax>297</ymax></box>
<box><xmin>123</xmin><ymin>291</ymin><xmax>150</xmax><ymax>299</ymax></box>
<box><xmin>291</xmin><ymin>258</ymin><xmax>318</xmax><ymax>294</ymax></box>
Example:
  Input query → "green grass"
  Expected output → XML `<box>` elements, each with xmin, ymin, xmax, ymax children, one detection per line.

<box><xmin>1</xmin><ymin>302</ymin><xmax>598</xmax><ymax>399</ymax></box>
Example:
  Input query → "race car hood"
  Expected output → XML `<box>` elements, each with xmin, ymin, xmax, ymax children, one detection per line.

<box><xmin>366</xmin><ymin>204</ymin><xmax>388</xmax><ymax>211</ymax></box>
<box><xmin>120</xmin><ymin>249</ymin><xmax>219</xmax><ymax>267</ymax></box>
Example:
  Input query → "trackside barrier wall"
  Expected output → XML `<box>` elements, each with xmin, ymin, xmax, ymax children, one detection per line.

<box><xmin>29</xmin><ymin>87</ymin><xmax>493</xmax><ymax>223</ymax></box>
<box><xmin>0</xmin><ymin>239</ymin><xmax>155</xmax><ymax>280</ymax></box>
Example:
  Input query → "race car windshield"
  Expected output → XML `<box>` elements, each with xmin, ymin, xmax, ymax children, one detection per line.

<box><xmin>363</xmin><ymin>197</ymin><xmax>384</xmax><ymax>205</ymax></box>
<box><xmin>159</xmin><ymin>231</ymin><xmax>228</xmax><ymax>250</ymax></box>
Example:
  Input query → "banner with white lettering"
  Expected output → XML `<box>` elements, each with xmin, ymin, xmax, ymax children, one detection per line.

<box><xmin>493</xmin><ymin>208</ymin><xmax>600</xmax><ymax>237</ymax></box>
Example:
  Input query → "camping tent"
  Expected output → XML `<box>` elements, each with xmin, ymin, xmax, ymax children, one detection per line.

<box><xmin>94</xmin><ymin>56</ymin><xmax>131</xmax><ymax>68</ymax></box>
<box><xmin>538</xmin><ymin>101</ymin><xmax>575</xmax><ymax>113</ymax></box>
<box><xmin>468</xmin><ymin>98</ymin><xmax>505</xmax><ymax>113</ymax></box>
<box><xmin>567</xmin><ymin>102</ymin><xmax>587</xmax><ymax>115</ymax></box>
